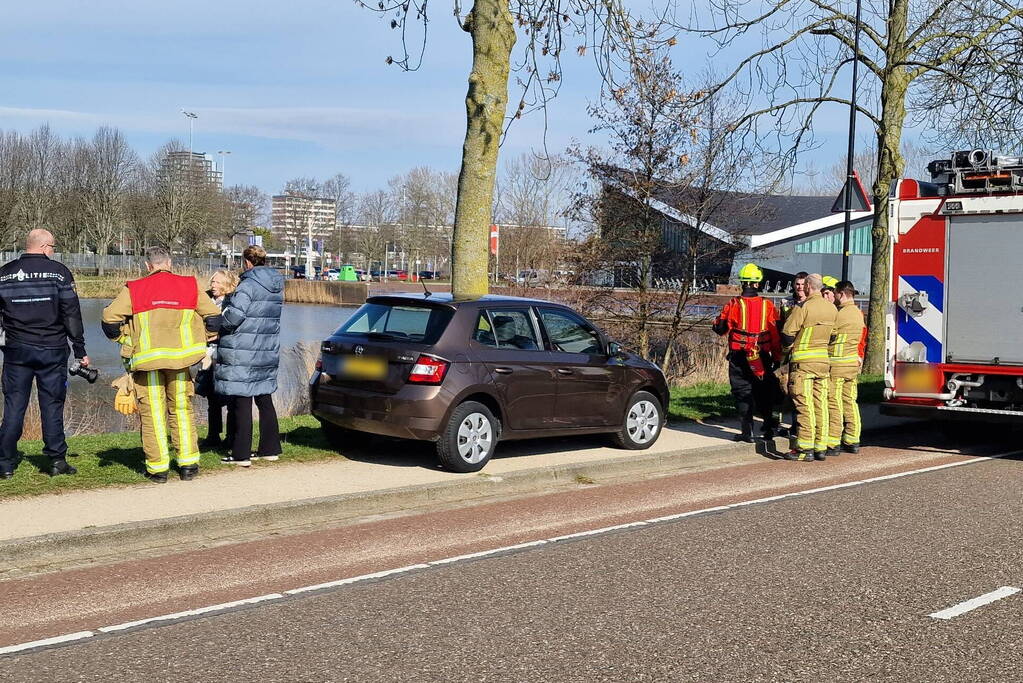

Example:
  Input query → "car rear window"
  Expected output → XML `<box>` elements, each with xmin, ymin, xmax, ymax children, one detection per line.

<box><xmin>336</xmin><ymin>302</ymin><xmax>453</xmax><ymax>344</ymax></box>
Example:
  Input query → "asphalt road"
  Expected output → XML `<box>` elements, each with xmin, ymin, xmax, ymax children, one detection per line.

<box><xmin>6</xmin><ymin>433</ymin><xmax>1023</xmax><ymax>681</ymax></box>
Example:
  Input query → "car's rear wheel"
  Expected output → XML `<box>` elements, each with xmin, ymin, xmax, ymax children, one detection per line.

<box><xmin>436</xmin><ymin>401</ymin><xmax>499</xmax><ymax>472</ymax></box>
<box><xmin>611</xmin><ymin>391</ymin><xmax>663</xmax><ymax>450</ymax></box>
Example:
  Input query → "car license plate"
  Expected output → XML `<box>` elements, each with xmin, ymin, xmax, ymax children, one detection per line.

<box><xmin>900</xmin><ymin>365</ymin><xmax>935</xmax><ymax>392</ymax></box>
<box><xmin>340</xmin><ymin>355</ymin><xmax>387</xmax><ymax>379</ymax></box>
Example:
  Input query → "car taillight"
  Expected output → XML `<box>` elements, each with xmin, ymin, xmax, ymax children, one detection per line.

<box><xmin>407</xmin><ymin>355</ymin><xmax>448</xmax><ymax>384</ymax></box>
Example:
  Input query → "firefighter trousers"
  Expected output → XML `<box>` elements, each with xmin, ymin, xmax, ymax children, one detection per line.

<box><xmin>828</xmin><ymin>366</ymin><xmax>861</xmax><ymax>448</ymax></box>
<box><xmin>133</xmin><ymin>369</ymin><xmax>200</xmax><ymax>474</ymax></box>
<box><xmin>727</xmin><ymin>350</ymin><xmax>779</xmax><ymax>437</ymax></box>
<box><xmin>788</xmin><ymin>361</ymin><xmax>830</xmax><ymax>453</ymax></box>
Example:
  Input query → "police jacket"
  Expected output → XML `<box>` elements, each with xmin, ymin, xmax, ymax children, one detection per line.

<box><xmin>0</xmin><ymin>253</ymin><xmax>86</xmax><ymax>357</ymax></box>
<box><xmin>101</xmin><ymin>270</ymin><xmax>221</xmax><ymax>371</ymax></box>
<box><xmin>214</xmin><ymin>266</ymin><xmax>284</xmax><ymax>397</ymax></box>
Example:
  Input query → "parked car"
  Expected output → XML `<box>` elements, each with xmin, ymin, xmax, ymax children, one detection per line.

<box><xmin>309</xmin><ymin>293</ymin><xmax>669</xmax><ymax>472</ymax></box>
<box><xmin>386</xmin><ymin>269</ymin><xmax>409</xmax><ymax>281</ymax></box>
<box><xmin>418</xmin><ymin>270</ymin><xmax>438</xmax><ymax>280</ymax></box>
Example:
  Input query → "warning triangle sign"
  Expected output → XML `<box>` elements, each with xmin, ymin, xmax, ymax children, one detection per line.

<box><xmin>831</xmin><ymin>170</ymin><xmax>872</xmax><ymax>213</ymax></box>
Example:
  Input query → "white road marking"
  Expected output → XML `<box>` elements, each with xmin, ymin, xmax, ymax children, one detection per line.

<box><xmin>929</xmin><ymin>586</ymin><xmax>1021</xmax><ymax>620</ymax></box>
<box><xmin>98</xmin><ymin>594</ymin><xmax>286</xmax><ymax>633</ymax></box>
<box><xmin>4</xmin><ymin>448</ymin><xmax>1020</xmax><ymax>657</ymax></box>
<box><xmin>0</xmin><ymin>631</ymin><xmax>94</xmax><ymax>655</ymax></box>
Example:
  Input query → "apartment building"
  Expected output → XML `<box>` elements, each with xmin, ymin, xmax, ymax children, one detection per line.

<box><xmin>271</xmin><ymin>193</ymin><xmax>337</xmax><ymax>254</ymax></box>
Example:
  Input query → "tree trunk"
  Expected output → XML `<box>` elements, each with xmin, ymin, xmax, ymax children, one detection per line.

<box><xmin>864</xmin><ymin>0</ymin><xmax>910</xmax><ymax>374</ymax></box>
<box><xmin>451</xmin><ymin>0</ymin><xmax>515</xmax><ymax>299</ymax></box>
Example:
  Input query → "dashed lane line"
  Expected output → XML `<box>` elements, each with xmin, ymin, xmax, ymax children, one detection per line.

<box><xmin>929</xmin><ymin>586</ymin><xmax>1022</xmax><ymax>620</ymax></box>
<box><xmin>2</xmin><ymin>448</ymin><xmax>1019</xmax><ymax>657</ymax></box>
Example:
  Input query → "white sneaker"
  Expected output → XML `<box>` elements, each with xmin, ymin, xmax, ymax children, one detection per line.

<box><xmin>220</xmin><ymin>456</ymin><xmax>251</xmax><ymax>467</ymax></box>
<box><xmin>250</xmin><ymin>454</ymin><xmax>279</xmax><ymax>461</ymax></box>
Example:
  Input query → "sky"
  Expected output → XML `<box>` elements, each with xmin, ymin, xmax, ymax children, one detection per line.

<box><xmin>0</xmin><ymin>0</ymin><xmax>872</xmax><ymax>198</ymax></box>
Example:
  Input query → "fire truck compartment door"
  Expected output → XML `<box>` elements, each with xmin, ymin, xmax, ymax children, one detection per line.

<box><xmin>945</xmin><ymin>213</ymin><xmax>1023</xmax><ymax>364</ymax></box>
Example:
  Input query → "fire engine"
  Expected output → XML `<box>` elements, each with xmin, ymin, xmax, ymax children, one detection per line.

<box><xmin>882</xmin><ymin>150</ymin><xmax>1023</xmax><ymax>424</ymax></box>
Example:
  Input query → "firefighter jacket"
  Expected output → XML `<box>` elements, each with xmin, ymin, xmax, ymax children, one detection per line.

<box><xmin>712</xmin><ymin>292</ymin><xmax>782</xmax><ymax>363</ymax></box>
<box><xmin>781</xmin><ymin>292</ymin><xmax>837</xmax><ymax>364</ymax></box>
<box><xmin>0</xmin><ymin>253</ymin><xmax>87</xmax><ymax>357</ymax></box>
<box><xmin>829</xmin><ymin>299</ymin><xmax>867</xmax><ymax>366</ymax></box>
<box><xmin>101</xmin><ymin>270</ymin><xmax>222</xmax><ymax>371</ymax></box>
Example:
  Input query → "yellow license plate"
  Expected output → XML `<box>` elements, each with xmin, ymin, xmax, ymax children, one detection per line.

<box><xmin>900</xmin><ymin>365</ymin><xmax>936</xmax><ymax>392</ymax></box>
<box><xmin>340</xmin><ymin>355</ymin><xmax>387</xmax><ymax>379</ymax></box>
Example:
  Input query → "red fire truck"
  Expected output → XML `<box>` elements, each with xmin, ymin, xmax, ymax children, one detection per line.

<box><xmin>881</xmin><ymin>150</ymin><xmax>1023</xmax><ymax>423</ymax></box>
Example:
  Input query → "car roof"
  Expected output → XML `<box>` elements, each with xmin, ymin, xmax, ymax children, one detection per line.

<box><xmin>365</xmin><ymin>292</ymin><xmax>565</xmax><ymax>308</ymax></box>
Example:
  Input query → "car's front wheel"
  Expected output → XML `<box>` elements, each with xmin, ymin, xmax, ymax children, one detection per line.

<box><xmin>611</xmin><ymin>391</ymin><xmax>663</xmax><ymax>450</ymax></box>
<box><xmin>436</xmin><ymin>401</ymin><xmax>499</xmax><ymax>472</ymax></box>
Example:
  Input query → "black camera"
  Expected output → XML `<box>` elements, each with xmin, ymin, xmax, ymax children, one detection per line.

<box><xmin>69</xmin><ymin>360</ymin><xmax>98</xmax><ymax>383</ymax></box>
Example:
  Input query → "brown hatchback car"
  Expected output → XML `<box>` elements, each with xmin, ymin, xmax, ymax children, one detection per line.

<box><xmin>309</xmin><ymin>294</ymin><xmax>669</xmax><ymax>472</ymax></box>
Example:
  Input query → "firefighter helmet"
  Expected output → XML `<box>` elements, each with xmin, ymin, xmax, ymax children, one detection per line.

<box><xmin>822</xmin><ymin>275</ymin><xmax>838</xmax><ymax>289</ymax></box>
<box><xmin>738</xmin><ymin>263</ymin><xmax>764</xmax><ymax>283</ymax></box>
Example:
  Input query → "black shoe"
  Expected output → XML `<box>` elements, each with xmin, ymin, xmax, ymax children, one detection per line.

<box><xmin>220</xmin><ymin>456</ymin><xmax>251</xmax><ymax>467</ymax></box>
<box><xmin>50</xmin><ymin>460</ymin><xmax>77</xmax><ymax>476</ymax></box>
<box><xmin>179</xmin><ymin>465</ymin><xmax>199</xmax><ymax>481</ymax></box>
<box><xmin>144</xmin><ymin>471</ymin><xmax>168</xmax><ymax>484</ymax></box>
<box><xmin>814</xmin><ymin>451</ymin><xmax>827</xmax><ymax>461</ymax></box>
<box><xmin>733</xmin><ymin>434</ymin><xmax>755</xmax><ymax>443</ymax></box>
<box><xmin>0</xmin><ymin>470</ymin><xmax>12</xmax><ymax>479</ymax></box>
<box><xmin>825</xmin><ymin>447</ymin><xmax>840</xmax><ymax>458</ymax></box>
<box><xmin>842</xmin><ymin>444</ymin><xmax>860</xmax><ymax>454</ymax></box>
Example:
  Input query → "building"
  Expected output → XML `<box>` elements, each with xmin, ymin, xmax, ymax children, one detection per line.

<box><xmin>602</xmin><ymin>183</ymin><xmax>874</xmax><ymax>292</ymax></box>
<box><xmin>157</xmin><ymin>151</ymin><xmax>223</xmax><ymax>191</ymax></box>
<box><xmin>271</xmin><ymin>193</ymin><xmax>337</xmax><ymax>255</ymax></box>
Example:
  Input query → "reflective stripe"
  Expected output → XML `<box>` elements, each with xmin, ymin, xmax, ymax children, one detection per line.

<box><xmin>816</xmin><ymin>376</ymin><xmax>830</xmax><ymax>451</ymax></box>
<box><xmin>828</xmin><ymin>377</ymin><xmax>844</xmax><ymax>448</ymax></box>
<box><xmin>180</xmin><ymin>310</ymin><xmax>195</xmax><ymax>350</ymax></box>
<box><xmin>145</xmin><ymin>370</ymin><xmax>170</xmax><ymax>474</ymax></box>
<box><xmin>131</xmin><ymin>343</ymin><xmax>207</xmax><ymax>368</ymax></box>
<box><xmin>804</xmin><ymin>377</ymin><xmax>815</xmax><ymax>450</ymax></box>
<box><xmin>173</xmin><ymin>370</ymin><xmax>199</xmax><ymax>466</ymax></box>
<box><xmin>138</xmin><ymin>311</ymin><xmax>151</xmax><ymax>353</ymax></box>
<box><xmin>792</xmin><ymin>348</ymin><xmax>829</xmax><ymax>361</ymax></box>
<box><xmin>845</xmin><ymin>380</ymin><xmax>861</xmax><ymax>445</ymax></box>
<box><xmin>830</xmin><ymin>355</ymin><xmax>861</xmax><ymax>365</ymax></box>
<box><xmin>739</xmin><ymin>298</ymin><xmax>747</xmax><ymax>331</ymax></box>
<box><xmin>761</xmin><ymin>299</ymin><xmax>768</xmax><ymax>328</ymax></box>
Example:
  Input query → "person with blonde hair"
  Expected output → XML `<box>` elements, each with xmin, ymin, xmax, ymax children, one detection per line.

<box><xmin>198</xmin><ymin>269</ymin><xmax>240</xmax><ymax>450</ymax></box>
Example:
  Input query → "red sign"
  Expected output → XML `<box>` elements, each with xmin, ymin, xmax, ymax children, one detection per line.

<box><xmin>490</xmin><ymin>224</ymin><xmax>499</xmax><ymax>255</ymax></box>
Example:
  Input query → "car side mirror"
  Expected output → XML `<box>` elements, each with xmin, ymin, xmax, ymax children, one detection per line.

<box><xmin>607</xmin><ymin>341</ymin><xmax>625</xmax><ymax>359</ymax></box>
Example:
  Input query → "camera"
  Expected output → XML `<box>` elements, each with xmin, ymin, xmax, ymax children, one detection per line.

<box><xmin>69</xmin><ymin>360</ymin><xmax>98</xmax><ymax>384</ymax></box>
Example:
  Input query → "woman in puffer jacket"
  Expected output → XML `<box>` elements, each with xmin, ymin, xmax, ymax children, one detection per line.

<box><xmin>215</xmin><ymin>245</ymin><xmax>285</xmax><ymax>466</ymax></box>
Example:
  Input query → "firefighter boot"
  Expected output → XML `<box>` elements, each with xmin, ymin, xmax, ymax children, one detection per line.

<box><xmin>842</xmin><ymin>444</ymin><xmax>860</xmax><ymax>454</ymax></box>
<box><xmin>786</xmin><ymin>449</ymin><xmax>814</xmax><ymax>462</ymax></box>
<box><xmin>144</xmin><ymin>471</ymin><xmax>168</xmax><ymax>484</ymax></box>
<box><xmin>179</xmin><ymin>465</ymin><xmax>199</xmax><ymax>481</ymax></box>
<box><xmin>814</xmin><ymin>450</ymin><xmax>827</xmax><ymax>461</ymax></box>
<box><xmin>825</xmin><ymin>447</ymin><xmax>840</xmax><ymax>458</ymax></box>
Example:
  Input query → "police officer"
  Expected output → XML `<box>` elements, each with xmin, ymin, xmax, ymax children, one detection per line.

<box><xmin>826</xmin><ymin>280</ymin><xmax>867</xmax><ymax>456</ymax></box>
<box><xmin>0</xmin><ymin>229</ymin><xmax>88</xmax><ymax>478</ymax></box>
<box><xmin>781</xmin><ymin>273</ymin><xmax>837</xmax><ymax>461</ymax></box>
<box><xmin>713</xmin><ymin>263</ymin><xmax>783</xmax><ymax>442</ymax></box>
<box><xmin>101</xmin><ymin>247</ymin><xmax>221</xmax><ymax>483</ymax></box>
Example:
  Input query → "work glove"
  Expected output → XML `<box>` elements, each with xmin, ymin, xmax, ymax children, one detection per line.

<box><xmin>114</xmin><ymin>392</ymin><xmax>138</xmax><ymax>416</ymax></box>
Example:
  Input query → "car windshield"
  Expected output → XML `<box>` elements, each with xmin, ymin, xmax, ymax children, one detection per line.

<box><xmin>336</xmin><ymin>302</ymin><xmax>453</xmax><ymax>344</ymax></box>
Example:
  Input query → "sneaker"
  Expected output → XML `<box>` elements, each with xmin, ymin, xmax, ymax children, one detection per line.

<box><xmin>250</xmin><ymin>453</ymin><xmax>280</xmax><ymax>461</ymax></box>
<box><xmin>220</xmin><ymin>456</ymin><xmax>251</xmax><ymax>467</ymax></box>
<box><xmin>50</xmin><ymin>460</ymin><xmax>77</xmax><ymax>477</ymax></box>
<box><xmin>179</xmin><ymin>465</ymin><xmax>199</xmax><ymax>481</ymax></box>
<box><xmin>842</xmin><ymin>444</ymin><xmax>860</xmax><ymax>454</ymax></box>
<box><xmin>0</xmin><ymin>470</ymin><xmax>13</xmax><ymax>480</ymax></box>
<box><xmin>144</xmin><ymin>471</ymin><xmax>168</xmax><ymax>484</ymax></box>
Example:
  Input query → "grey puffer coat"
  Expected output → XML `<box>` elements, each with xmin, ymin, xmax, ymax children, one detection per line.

<box><xmin>214</xmin><ymin>266</ymin><xmax>284</xmax><ymax>397</ymax></box>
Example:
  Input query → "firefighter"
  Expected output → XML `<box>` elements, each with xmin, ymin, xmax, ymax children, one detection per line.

<box><xmin>781</xmin><ymin>273</ymin><xmax>837</xmax><ymax>461</ymax></box>
<box><xmin>775</xmin><ymin>271</ymin><xmax>808</xmax><ymax>439</ymax></box>
<box><xmin>821</xmin><ymin>275</ymin><xmax>838</xmax><ymax>304</ymax></box>
<box><xmin>101</xmin><ymin>247</ymin><xmax>222</xmax><ymax>483</ymax></box>
<box><xmin>713</xmin><ymin>263</ymin><xmax>783</xmax><ymax>442</ymax></box>
<box><xmin>826</xmin><ymin>280</ymin><xmax>867</xmax><ymax>456</ymax></box>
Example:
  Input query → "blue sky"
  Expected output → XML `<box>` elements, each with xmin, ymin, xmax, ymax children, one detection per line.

<box><xmin>1</xmin><ymin>0</ymin><xmax>866</xmax><ymax>196</ymax></box>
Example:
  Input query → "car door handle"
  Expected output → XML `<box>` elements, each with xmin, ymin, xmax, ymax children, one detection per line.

<box><xmin>556</xmin><ymin>368</ymin><xmax>574</xmax><ymax>375</ymax></box>
<box><xmin>494</xmin><ymin>367</ymin><xmax>513</xmax><ymax>374</ymax></box>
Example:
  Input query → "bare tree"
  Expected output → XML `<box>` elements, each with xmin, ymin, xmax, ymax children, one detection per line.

<box><xmin>679</xmin><ymin>0</ymin><xmax>1023</xmax><ymax>370</ymax></box>
<box><xmin>0</xmin><ymin>130</ymin><xmax>30</xmax><ymax>250</ymax></box>
<box><xmin>79</xmin><ymin>127</ymin><xmax>139</xmax><ymax>274</ymax></box>
<box><xmin>359</xmin><ymin>0</ymin><xmax>677</xmax><ymax>298</ymax></box>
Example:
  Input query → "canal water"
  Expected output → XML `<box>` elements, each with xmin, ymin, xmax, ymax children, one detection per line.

<box><xmin>20</xmin><ymin>301</ymin><xmax>358</xmax><ymax>436</ymax></box>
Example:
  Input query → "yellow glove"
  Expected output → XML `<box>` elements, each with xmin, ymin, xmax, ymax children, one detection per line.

<box><xmin>114</xmin><ymin>392</ymin><xmax>137</xmax><ymax>415</ymax></box>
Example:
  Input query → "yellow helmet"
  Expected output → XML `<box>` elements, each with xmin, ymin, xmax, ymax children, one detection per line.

<box><xmin>738</xmin><ymin>263</ymin><xmax>763</xmax><ymax>283</ymax></box>
<box><xmin>822</xmin><ymin>275</ymin><xmax>838</xmax><ymax>289</ymax></box>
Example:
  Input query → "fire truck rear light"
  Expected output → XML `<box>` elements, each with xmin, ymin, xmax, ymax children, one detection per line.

<box><xmin>408</xmin><ymin>355</ymin><xmax>448</xmax><ymax>384</ymax></box>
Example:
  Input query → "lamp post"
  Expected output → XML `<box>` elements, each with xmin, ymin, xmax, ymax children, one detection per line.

<box><xmin>181</xmin><ymin>110</ymin><xmax>198</xmax><ymax>155</ymax></box>
<box><xmin>217</xmin><ymin>150</ymin><xmax>231</xmax><ymax>189</ymax></box>
<box><xmin>840</xmin><ymin>0</ymin><xmax>864</xmax><ymax>282</ymax></box>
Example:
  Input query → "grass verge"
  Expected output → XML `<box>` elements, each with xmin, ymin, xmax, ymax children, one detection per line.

<box><xmin>668</xmin><ymin>373</ymin><xmax>884</xmax><ymax>423</ymax></box>
<box><xmin>0</xmin><ymin>415</ymin><xmax>333</xmax><ymax>498</ymax></box>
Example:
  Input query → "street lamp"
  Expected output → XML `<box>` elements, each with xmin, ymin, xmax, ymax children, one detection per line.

<box><xmin>839</xmin><ymin>0</ymin><xmax>864</xmax><ymax>282</ymax></box>
<box><xmin>181</xmin><ymin>110</ymin><xmax>198</xmax><ymax>156</ymax></box>
<box><xmin>217</xmin><ymin>150</ymin><xmax>231</xmax><ymax>189</ymax></box>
